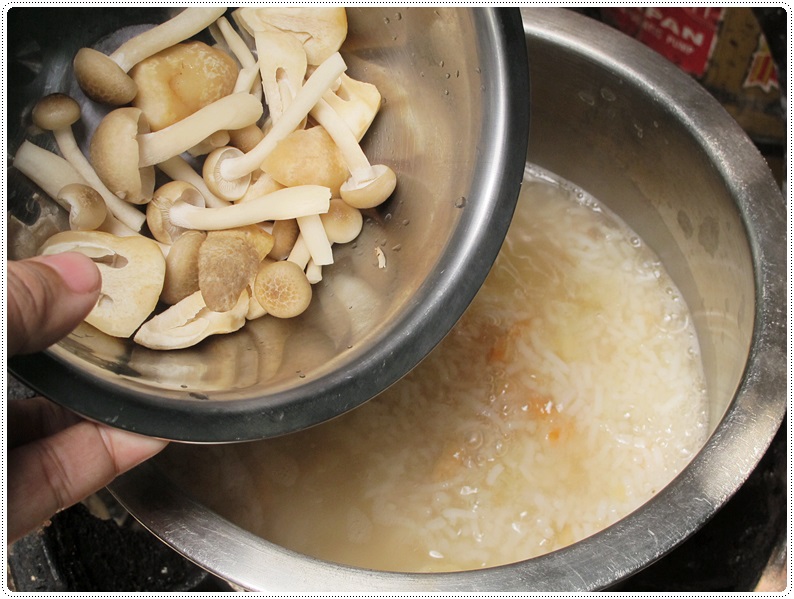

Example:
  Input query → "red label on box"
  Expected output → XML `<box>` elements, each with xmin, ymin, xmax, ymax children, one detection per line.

<box><xmin>601</xmin><ymin>7</ymin><xmax>724</xmax><ymax>77</ymax></box>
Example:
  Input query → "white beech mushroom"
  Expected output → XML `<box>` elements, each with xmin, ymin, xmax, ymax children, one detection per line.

<box><xmin>130</xmin><ymin>41</ymin><xmax>239</xmax><ymax>131</ymax></box>
<box><xmin>134</xmin><ymin>290</ymin><xmax>248</xmax><ymax>350</ymax></box>
<box><xmin>253</xmin><ymin>259</ymin><xmax>313</xmax><ymax>319</ymax></box>
<box><xmin>322</xmin><ymin>74</ymin><xmax>382</xmax><ymax>142</ymax></box>
<box><xmin>31</xmin><ymin>94</ymin><xmax>146</xmax><ymax>231</ymax></box>
<box><xmin>55</xmin><ymin>184</ymin><xmax>108</xmax><ymax>231</ymax></box>
<box><xmin>39</xmin><ymin>230</ymin><xmax>165</xmax><ymax>338</ymax></box>
<box><xmin>73</xmin><ymin>7</ymin><xmax>227</xmax><ymax>105</ymax></box>
<box><xmin>202</xmin><ymin>146</ymin><xmax>251</xmax><ymax>202</ymax></box>
<box><xmin>198</xmin><ymin>230</ymin><xmax>263</xmax><ymax>312</ymax></box>
<box><xmin>214</xmin><ymin>16</ymin><xmax>262</xmax><ymax>100</ymax></box>
<box><xmin>216</xmin><ymin>52</ymin><xmax>347</xmax><ymax>184</ymax></box>
<box><xmin>255</xmin><ymin>30</ymin><xmax>307</xmax><ymax>122</ymax></box>
<box><xmin>306</xmin><ymin>198</ymin><xmax>363</xmax><ymax>283</ymax></box>
<box><xmin>146</xmin><ymin>180</ymin><xmax>206</xmax><ymax>244</ymax></box>
<box><xmin>267</xmin><ymin>219</ymin><xmax>300</xmax><ymax>261</ymax></box>
<box><xmin>167</xmin><ymin>185</ymin><xmax>331</xmax><ymax>231</ymax></box>
<box><xmin>296</xmin><ymin>214</ymin><xmax>333</xmax><ymax>267</ymax></box>
<box><xmin>235</xmin><ymin>7</ymin><xmax>347</xmax><ymax>66</ymax></box>
<box><xmin>310</xmin><ymin>97</ymin><xmax>397</xmax><ymax>209</ymax></box>
<box><xmin>228</xmin><ymin>124</ymin><xmax>265</xmax><ymax>154</ymax></box>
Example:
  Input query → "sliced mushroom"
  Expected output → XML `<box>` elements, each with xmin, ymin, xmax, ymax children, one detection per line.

<box><xmin>167</xmin><ymin>185</ymin><xmax>331</xmax><ymax>231</ymax></box>
<box><xmin>134</xmin><ymin>289</ymin><xmax>248</xmax><ymax>350</ymax></box>
<box><xmin>32</xmin><ymin>94</ymin><xmax>146</xmax><ymax>230</ymax></box>
<box><xmin>253</xmin><ymin>259</ymin><xmax>312</xmax><ymax>319</ymax></box>
<box><xmin>235</xmin><ymin>7</ymin><xmax>347</xmax><ymax>65</ymax></box>
<box><xmin>255</xmin><ymin>30</ymin><xmax>307</xmax><ymax>122</ymax></box>
<box><xmin>146</xmin><ymin>180</ymin><xmax>206</xmax><ymax>244</ymax></box>
<box><xmin>90</xmin><ymin>107</ymin><xmax>155</xmax><ymax>205</ymax></box>
<box><xmin>73</xmin><ymin>7</ymin><xmax>227</xmax><ymax>105</ymax></box>
<box><xmin>310</xmin><ymin>97</ymin><xmax>396</xmax><ymax>209</ymax></box>
<box><xmin>260</xmin><ymin>126</ymin><xmax>348</xmax><ymax>197</ymax></box>
<box><xmin>39</xmin><ymin>230</ymin><xmax>165</xmax><ymax>338</ymax></box>
<box><xmin>322</xmin><ymin>74</ymin><xmax>382</xmax><ymax>141</ymax></box>
<box><xmin>198</xmin><ymin>230</ymin><xmax>262</xmax><ymax>312</ymax></box>
<box><xmin>130</xmin><ymin>41</ymin><xmax>239</xmax><ymax>131</ymax></box>
<box><xmin>161</xmin><ymin>229</ymin><xmax>206</xmax><ymax>305</ymax></box>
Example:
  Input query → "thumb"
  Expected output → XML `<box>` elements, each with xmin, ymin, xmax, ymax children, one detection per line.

<box><xmin>7</xmin><ymin>253</ymin><xmax>101</xmax><ymax>356</ymax></box>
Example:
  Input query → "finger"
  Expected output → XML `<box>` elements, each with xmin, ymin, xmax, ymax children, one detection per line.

<box><xmin>7</xmin><ymin>253</ymin><xmax>101</xmax><ymax>356</ymax></box>
<box><xmin>7</xmin><ymin>397</ymin><xmax>83</xmax><ymax>450</ymax></box>
<box><xmin>7</xmin><ymin>422</ymin><xmax>167</xmax><ymax>544</ymax></box>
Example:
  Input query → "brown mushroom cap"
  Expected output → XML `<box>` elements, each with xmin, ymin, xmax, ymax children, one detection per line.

<box><xmin>267</xmin><ymin>218</ymin><xmax>300</xmax><ymax>261</ymax></box>
<box><xmin>321</xmin><ymin>198</ymin><xmax>363</xmax><ymax>244</ymax></box>
<box><xmin>32</xmin><ymin>93</ymin><xmax>82</xmax><ymax>131</ymax></box>
<box><xmin>253</xmin><ymin>259</ymin><xmax>312</xmax><ymax>319</ymax></box>
<box><xmin>73</xmin><ymin>48</ymin><xmax>138</xmax><ymax>105</ymax></box>
<box><xmin>146</xmin><ymin>180</ymin><xmax>206</xmax><ymax>245</ymax></box>
<box><xmin>161</xmin><ymin>229</ymin><xmax>206</xmax><ymax>305</ymax></box>
<box><xmin>340</xmin><ymin>164</ymin><xmax>397</xmax><ymax>210</ymax></box>
<box><xmin>57</xmin><ymin>183</ymin><xmax>108</xmax><ymax>231</ymax></box>
<box><xmin>199</xmin><ymin>230</ymin><xmax>263</xmax><ymax>312</ymax></box>
<box><xmin>90</xmin><ymin>107</ymin><xmax>155</xmax><ymax>204</ymax></box>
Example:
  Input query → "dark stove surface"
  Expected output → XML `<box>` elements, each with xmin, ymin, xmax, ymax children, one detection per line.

<box><xmin>7</xmin><ymin>421</ymin><xmax>786</xmax><ymax>592</ymax></box>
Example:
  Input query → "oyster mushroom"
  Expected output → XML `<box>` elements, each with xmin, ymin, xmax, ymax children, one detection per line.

<box><xmin>30</xmin><ymin>94</ymin><xmax>146</xmax><ymax>230</ymax></box>
<box><xmin>73</xmin><ymin>7</ymin><xmax>227</xmax><ymax>105</ymax></box>
<box><xmin>130</xmin><ymin>41</ymin><xmax>239</xmax><ymax>131</ymax></box>
<box><xmin>167</xmin><ymin>185</ymin><xmax>331</xmax><ymax>231</ymax></box>
<box><xmin>39</xmin><ymin>230</ymin><xmax>165</xmax><ymax>338</ymax></box>
<box><xmin>253</xmin><ymin>259</ymin><xmax>312</xmax><ymax>319</ymax></box>
<box><xmin>134</xmin><ymin>289</ymin><xmax>248</xmax><ymax>350</ymax></box>
<box><xmin>310</xmin><ymin>97</ymin><xmax>396</xmax><ymax>209</ymax></box>
<box><xmin>235</xmin><ymin>7</ymin><xmax>347</xmax><ymax>66</ymax></box>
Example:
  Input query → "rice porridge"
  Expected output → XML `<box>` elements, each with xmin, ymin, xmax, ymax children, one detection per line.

<box><xmin>163</xmin><ymin>165</ymin><xmax>709</xmax><ymax>572</ymax></box>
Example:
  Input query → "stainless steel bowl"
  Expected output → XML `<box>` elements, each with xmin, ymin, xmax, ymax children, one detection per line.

<box><xmin>7</xmin><ymin>7</ymin><xmax>529</xmax><ymax>441</ymax></box>
<box><xmin>107</xmin><ymin>8</ymin><xmax>786</xmax><ymax>591</ymax></box>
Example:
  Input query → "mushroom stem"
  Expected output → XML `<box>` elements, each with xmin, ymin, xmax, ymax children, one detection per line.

<box><xmin>110</xmin><ymin>7</ymin><xmax>228</xmax><ymax>72</ymax></box>
<box><xmin>137</xmin><ymin>93</ymin><xmax>263</xmax><ymax>167</ymax></box>
<box><xmin>310</xmin><ymin>97</ymin><xmax>372</xmax><ymax>181</ymax></box>
<box><xmin>296</xmin><ymin>213</ymin><xmax>333</xmax><ymax>266</ymax></box>
<box><xmin>219</xmin><ymin>52</ymin><xmax>347</xmax><ymax>181</ymax></box>
<box><xmin>169</xmin><ymin>185</ymin><xmax>331</xmax><ymax>230</ymax></box>
<box><xmin>216</xmin><ymin>16</ymin><xmax>257</xmax><ymax>68</ymax></box>
<box><xmin>158</xmin><ymin>156</ymin><xmax>229</xmax><ymax>208</ymax></box>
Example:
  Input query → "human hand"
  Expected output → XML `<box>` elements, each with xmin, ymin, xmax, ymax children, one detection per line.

<box><xmin>7</xmin><ymin>253</ymin><xmax>168</xmax><ymax>544</ymax></box>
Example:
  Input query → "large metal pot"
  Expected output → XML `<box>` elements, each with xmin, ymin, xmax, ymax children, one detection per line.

<box><xmin>7</xmin><ymin>7</ymin><xmax>528</xmax><ymax>442</ymax></box>
<box><xmin>109</xmin><ymin>8</ymin><xmax>786</xmax><ymax>591</ymax></box>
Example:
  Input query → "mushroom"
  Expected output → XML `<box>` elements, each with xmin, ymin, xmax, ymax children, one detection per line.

<box><xmin>253</xmin><ymin>259</ymin><xmax>313</xmax><ymax>319</ymax></box>
<box><xmin>72</xmin><ymin>7</ymin><xmax>227</xmax><ymax>105</ymax></box>
<box><xmin>296</xmin><ymin>214</ymin><xmax>333</xmax><ymax>267</ymax></box>
<box><xmin>161</xmin><ymin>229</ymin><xmax>206</xmax><ymax>305</ymax></box>
<box><xmin>228</xmin><ymin>124</ymin><xmax>265</xmax><ymax>154</ymax></box>
<box><xmin>238</xmin><ymin>172</ymin><xmax>284</xmax><ymax>204</ymax></box>
<box><xmin>134</xmin><ymin>290</ymin><xmax>248</xmax><ymax>350</ymax></box>
<box><xmin>135</xmin><ymin>92</ymin><xmax>263</xmax><ymax>167</ymax></box>
<box><xmin>255</xmin><ymin>30</ymin><xmax>307</xmax><ymax>122</ymax></box>
<box><xmin>310</xmin><ymin>97</ymin><xmax>396</xmax><ymax>209</ymax></box>
<box><xmin>130</xmin><ymin>41</ymin><xmax>239</xmax><ymax>131</ymax></box>
<box><xmin>30</xmin><ymin>94</ymin><xmax>146</xmax><ymax>230</ymax></box>
<box><xmin>306</xmin><ymin>199</ymin><xmax>363</xmax><ymax>283</ymax></box>
<box><xmin>146</xmin><ymin>180</ymin><xmax>206</xmax><ymax>244</ymax></box>
<box><xmin>197</xmin><ymin>229</ymin><xmax>263</xmax><ymax>312</ymax></box>
<box><xmin>235</xmin><ymin>7</ymin><xmax>347</xmax><ymax>66</ymax></box>
<box><xmin>214</xmin><ymin>16</ymin><xmax>262</xmax><ymax>100</ymax></box>
<box><xmin>260</xmin><ymin>126</ymin><xmax>348</xmax><ymax>197</ymax></box>
<box><xmin>322</xmin><ymin>74</ymin><xmax>382</xmax><ymax>141</ymax></box>
<box><xmin>39</xmin><ymin>230</ymin><xmax>165</xmax><ymax>338</ymax></box>
<box><xmin>267</xmin><ymin>218</ymin><xmax>300</xmax><ymax>260</ymax></box>
<box><xmin>90</xmin><ymin>107</ymin><xmax>156</xmax><ymax>205</ymax></box>
<box><xmin>202</xmin><ymin>146</ymin><xmax>251</xmax><ymax>202</ymax></box>
<box><xmin>55</xmin><ymin>184</ymin><xmax>107</xmax><ymax>231</ymax></box>
<box><xmin>187</xmin><ymin>130</ymin><xmax>231</xmax><ymax>157</ymax></box>
<box><xmin>167</xmin><ymin>185</ymin><xmax>331</xmax><ymax>231</ymax></box>
<box><xmin>215</xmin><ymin>51</ymin><xmax>347</xmax><ymax>184</ymax></box>
<box><xmin>158</xmin><ymin>155</ymin><xmax>229</xmax><ymax>208</ymax></box>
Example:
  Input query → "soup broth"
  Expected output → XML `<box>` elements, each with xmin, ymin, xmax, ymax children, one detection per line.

<box><xmin>162</xmin><ymin>166</ymin><xmax>708</xmax><ymax>572</ymax></box>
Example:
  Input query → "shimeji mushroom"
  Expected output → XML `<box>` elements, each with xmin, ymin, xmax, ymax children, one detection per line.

<box><xmin>306</xmin><ymin>198</ymin><xmax>363</xmax><ymax>283</ymax></box>
<box><xmin>55</xmin><ymin>184</ymin><xmax>107</xmax><ymax>231</ymax></box>
<box><xmin>31</xmin><ymin>94</ymin><xmax>146</xmax><ymax>231</ymax></box>
<box><xmin>158</xmin><ymin>155</ymin><xmax>229</xmax><ymax>208</ymax></box>
<box><xmin>310</xmin><ymin>97</ymin><xmax>396</xmax><ymax>210</ymax></box>
<box><xmin>147</xmin><ymin>180</ymin><xmax>206</xmax><ymax>244</ymax></box>
<box><xmin>267</xmin><ymin>219</ymin><xmax>300</xmax><ymax>261</ymax></box>
<box><xmin>161</xmin><ymin>229</ymin><xmax>205</xmax><ymax>305</ymax></box>
<box><xmin>214</xmin><ymin>52</ymin><xmax>347</xmax><ymax>185</ymax></box>
<box><xmin>73</xmin><ymin>7</ymin><xmax>227</xmax><ymax>105</ymax></box>
<box><xmin>134</xmin><ymin>289</ymin><xmax>248</xmax><ymax>350</ymax></box>
<box><xmin>296</xmin><ymin>214</ymin><xmax>333</xmax><ymax>267</ymax></box>
<box><xmin>213</xmin><ymin>16</ymin><xmax>262</xmax><ymax>100</ymax></box>
<box><xmin>253</xmin><ymin>259</ymin><xmax>313</xmax><ymax>319</ymax></box>
<box><xmin>202</xmin><ymin>146</ymin><xmax>251</xmax><ymax>202</ymax></box>
<box><xmin>255</xmin><ymin>30</ymin><xmax>307</xmax><ymax>122</ymax></box>
<box><xmin>322</xmin><ymin>74</ymin><xmax>382</xmax><ymax>142</ymax></box>
<box><xmin>167</xmin><ymin>185</ymin><xmax>332</xmax><ymax>231</ymax></box>
<box><xmin>235</xmin><ymin>7</ymin><xmax>347</xmax><ymax>66</ymax></box>
<box><xmin>39</xmin><ymin>230</ymin><xmax>165</xmax><ymax>338</ymax></box>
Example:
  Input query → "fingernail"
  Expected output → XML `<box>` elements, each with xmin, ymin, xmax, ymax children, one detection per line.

<box><xmin>34</xmin><ymin>252</ymin><xmax>101</xmax><ymax>295</ymax></box>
